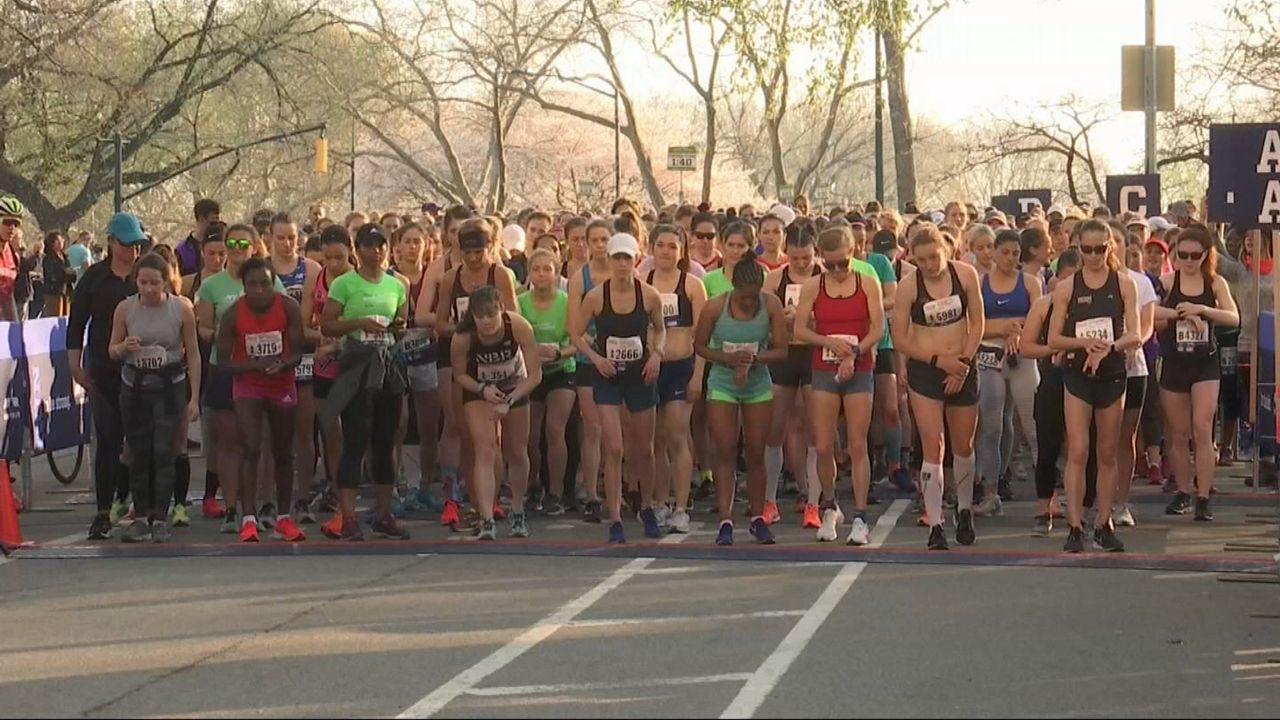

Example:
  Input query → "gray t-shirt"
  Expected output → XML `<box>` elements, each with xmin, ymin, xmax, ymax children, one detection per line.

<box><xmin>121</xmin><ymin>294</ymin><xmax>186</xmax><ymax>388</ymax></box>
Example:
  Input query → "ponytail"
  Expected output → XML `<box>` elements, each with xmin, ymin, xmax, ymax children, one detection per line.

<box><xmin>732</xmin><ymin>249</ymin><xmax>765</xmax><ymax>288</ymax></box>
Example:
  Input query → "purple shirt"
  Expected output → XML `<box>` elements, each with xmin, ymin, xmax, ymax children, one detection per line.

<box><xmin>176</xmin><ymin>234</ymin><xmax>201</xmax><ymax>276</ymax></box>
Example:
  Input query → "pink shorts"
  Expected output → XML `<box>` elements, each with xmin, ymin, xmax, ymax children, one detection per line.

<box><xmin>232</xmin><ymin>376</ymin><xmax>298</xmax><ymax>407</ymax></box>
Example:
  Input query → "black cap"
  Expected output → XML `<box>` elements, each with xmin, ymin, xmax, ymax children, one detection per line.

<box><xmin>872</xmin><ymin>229</ymin><xmax>898</xmax><ymax>254</ymax></box>
<box><xmin>355</xmin><ymin>222</ymin><xmax>388</xmax><ymax>246</ymax></box>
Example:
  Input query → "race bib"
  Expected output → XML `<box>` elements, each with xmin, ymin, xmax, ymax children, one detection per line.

<box><xmin>1221</xmin><ymin>345</ymin><xmax>1239</xmax><ymax>373</ymax></box>
<box><xmin>722</xmin><ymin>341</ymin><xmax>759</xmax><ymax>357</ymax></box>
<box><xmin>1075</xmin><ymin>317</ymin><xmax>1114</xmax><ymax>343</ymax></box>
<box><xmin>133</xmin><ymin>345</ymin><xmax>166</xmax><ymax>370</ymax></box>
<box><xmin>286</xmin><ymin>285</ymin><xmax>304</xmax><ymax>303</ymax></box>
<box><xmin>1175</xmin><ymin>319</ymin><xmax>1209</xmax><ymax>348</ymax></box>
<box><xmin>660</xmin><ymin>293</ymin><xmax>680</xmax><ymax>325</ymax></box>
<box><xmin>295</xmin><ymin>353</ymin><xmax>314</xmax><ymax>381</ymax></box>
<box><xmin>784</xmin><ymin>284</ymin><xmax>802</xmax><ymax>309</ymax></box>
<box><xmin>245</xmin><ymin>330</ymin><xmax>283</xmax><ymax>358</ymax></box>
<box><xmin>976</xmin><ymin>344</ymin><xmax>1006</xmax><ymax>370</ymax></box>
<box><xmin>606</xmin><ymin>335</ymin><xmax>644</xmax><ymax>364</ymax></box>
<box><xmin>401</xmin><ymin>328</ymin><xmax>432</xmax><ymax>363</ymax></box>
<box><xmin>477</xmin><ymin>355</ymin><xmax>521</xmax><ymax>383</ymax></box>
<box><xmin>358</xmin><ymin>315</ymin><xmax>391</xmax><ymax>345</ymax></box>
<box><xmin>923</xmin><ymin>295</ymin><xmax>963</xmax><ymax>326</ymax></box>
<box><xmin>454</xmin><ymin>296</ymin><xmax>470</xmax><ymax>320</ymax></box>
<box><xmin>821</xmin><ymin>335</ymin><xmax>859</xmax><ymax>364</ymax></box>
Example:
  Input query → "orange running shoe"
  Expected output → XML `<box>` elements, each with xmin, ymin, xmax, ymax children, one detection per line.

<box><xmin>440</xmin><ymin>499</ymin><xmax>460</xmax><ymax>527</ymax></box>
<box><xmin>201</xmin><ymin>496</ymin><xmax>225</xmax><ymax>519</ymax></box>
<box><xmin>801</xmin><ymin>503</ymin><xmax>820</xmax><ymax>529</ymax></box>
<box><xmin>763</xmin><ymin>501</ymin><xmax>781</xmax><ymax>525</ymax></box>
<box><xmin>493</xmin><ymin>502</ymin><xmax>507</xmax><ymax>521</ymax></box>
<box><xmin>321</xmin><ymin>513</ymin><xmax>343</xmax><ymax>539</ymax></box>
<box><xmin>272</xmin><ymin>516</ymin><xmax>306</xmax><ymax>542</ymax></box>
<box><xmin>239</xmin><ymin>521</ymin><xmax>260</xmax><ymax>543</ymax></box>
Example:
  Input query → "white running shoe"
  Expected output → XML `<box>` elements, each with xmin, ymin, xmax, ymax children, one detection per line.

<box><xmin>845</xmin><ymin>516</ymin><xmax>870</xmax><ymax>546</ymax></box>
<box><xmin>655</xmin><ymin>505</ymin><xmax>671</xmax><ymax>529</ymax></box>
<box><xmin>817</xmin><ymin>507</ymin><xmax>843</xmax><ymax>542</ymax></box>
<box><xmin>1114</xmin><ymin>504</ymin><xmax>1136</xmax><ymax>527</ymax></box>
<box><xmin>667</xmin><ymin>510</ymin><xmax>691</xmax><ymax>534</ymax></box>
<box><xmin>975</xmin><ymin>495</ymin><xmax>1003</xmax><ymax>517</ymax></box>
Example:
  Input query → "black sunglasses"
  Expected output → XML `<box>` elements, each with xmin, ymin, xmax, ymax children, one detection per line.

<box><xmin>1079</xmin><ymin>244</ymin><xmax>1108</xmax><ymax>255</ymax></box>
<box><xmin>693</xmin><ymin>232</ymin><xmax>717</xmax><ymax>240</ymax></box>
<box><xmin>1177</xmin><ymin>250</ymin><xmax>1204</xmax><ymax>261</ymax></box>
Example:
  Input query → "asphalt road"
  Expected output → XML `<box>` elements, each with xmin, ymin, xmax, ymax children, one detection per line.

<box><xmin>4</xmin><ymin>450</ymin><xmax>1280</xmax><ymax>718</ymax></box>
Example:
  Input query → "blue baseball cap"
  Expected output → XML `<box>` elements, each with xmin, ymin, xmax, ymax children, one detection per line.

<box><xmin>106</xmin><ymin>212</ymin><xmax>147</xmax><ymax>245</ymax></box>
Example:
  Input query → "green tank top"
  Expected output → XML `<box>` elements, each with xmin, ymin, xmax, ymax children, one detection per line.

<box><xmin>708</xmin><ymin>293</ymin><xmax>772</xmax><ymax>397</ymax></box>
<box><xmin>517</xmin><ymin>289</ymin><xmax>575</xmax><ymax>375</ymax></box>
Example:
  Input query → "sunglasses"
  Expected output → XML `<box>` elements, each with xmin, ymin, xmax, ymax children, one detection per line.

<box><xmin>1</xmin><ymin>219</ymin><xmax>19</xmax><ymax>227</ymax></box>
<box><xmin>1177</xmin><ymin>250</ymin><xmax>1204</xmax><ymax>261</ymax></box>
<box><xmin>693</xmin><ymin>232</ymin><xmax>717</xmax><ymax>240</ymax></box>
<box><xmin>226</xmin><ymin>238</ymin><xmax>252</xmax><ymax>250</ymax></box>
<box><xmin>1079</xmin><ymin>244</ymin><xmax>1108</xmax><ymax>255</ymax></box>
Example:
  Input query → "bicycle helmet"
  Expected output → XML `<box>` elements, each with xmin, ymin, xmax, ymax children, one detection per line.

<box><xmin>0</xmin><ymin>196</ymin><xmax>23</xmax><ymax>218</ymax></box>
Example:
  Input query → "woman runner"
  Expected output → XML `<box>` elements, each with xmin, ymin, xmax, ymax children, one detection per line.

<box><xmin>396</xmin><ymin>223</ymin><xmax>441</xmax><ymax>511</ymax></box>
<box><xmin>216</xmin><ymin>257</ymin><xmax>305</xmax><ymax>542</ymax></box>
<box><xmin>566</xmin><ymin>218</ymin><xmax>613</xmax><ymax>523</ymax></box>
<box><xmin>454</xmin><ymin>286</ymin><xmax>542</xmax><ymax>539</ymax></box>
<box><xmin>695</xmin><ymin>252</ymin><xmax>788</xmax><ymax>545</ymax></box>
<box><xmin>892</xmin><ymin>224</ymin><xmax>985</xmax><ymax>550</ymax></box>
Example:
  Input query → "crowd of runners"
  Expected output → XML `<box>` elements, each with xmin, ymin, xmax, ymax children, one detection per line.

<box><xmin>3</xmin><ymin>189</ymin><xmax>1260</xmax><ymax>553</ymax></box>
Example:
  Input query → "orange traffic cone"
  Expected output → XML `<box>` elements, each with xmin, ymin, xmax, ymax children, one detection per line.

<box><xmin>0</xmin><ymin>461</ymin><xmax>23</xmax><ymax>552</ymax></box>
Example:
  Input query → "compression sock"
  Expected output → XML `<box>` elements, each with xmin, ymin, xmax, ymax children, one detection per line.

<box><xmin>954</xmin><ymin>453</ymin><xmax>976</xmax><ymax>511</ymax></box>
<box><xmin>922</xmin><ymin>461</ymin><xmax>944</xmax><ymax>527</ymax></box>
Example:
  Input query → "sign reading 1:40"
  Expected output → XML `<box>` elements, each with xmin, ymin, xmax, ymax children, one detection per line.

<box><xmin>667</xmin><ymin>146</ymin><xmax>697</xmax><ymax>172</ymax></box>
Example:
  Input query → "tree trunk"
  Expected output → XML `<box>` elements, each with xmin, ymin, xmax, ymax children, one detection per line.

<box><xmin>700</xmin><ymin>101</ymin><xmax>716</xmax><ymax>205</ymax></box>
<box><xmin>880</xmin><ymin>29</ymin><xmax>916</xmax><ymax>209</ymax></box>
<box><xmin>767</xmin><ymin>114</ymin><xmax>787</xmax><ymax>199</ymax></box>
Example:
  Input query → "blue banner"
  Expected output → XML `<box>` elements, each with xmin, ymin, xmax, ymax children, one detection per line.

<box><xmin>21</xmin><ymin>317</ymin><xmax>90</xmax><ymax>454</ymax></box>
<box><xmin>0</xmin><ymin>323</ymin><xmax>28</xmax><ymax>461</ymax></box>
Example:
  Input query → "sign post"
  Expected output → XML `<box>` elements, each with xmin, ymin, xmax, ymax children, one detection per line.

<box><xmin>1106</xmin><ymin>174</ymin><xmax>1162</xmax><ymax>217</ymax></box>
<box><xmin>667</xmin><ymin>146</ymin><xmax>698</xmax><ymax>204</ymax></box>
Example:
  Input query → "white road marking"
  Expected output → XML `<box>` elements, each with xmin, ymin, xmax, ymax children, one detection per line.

<box><xmin>1231</xmin><ymin>662</ymin><xmax>1280</xmax><ymax>672</ymax></box>
<box><xmin>1151</xmin><ymin>572</ymin><xmax>1219</xmax><ymax>581</ymax></box>
<box><xmin>719</xmin><ymin>499</ymin><xmax>907</xmax><ymax>719</ymax></box>
<box><xmin>1235</xmin><ymin>647</ymin><xmax>1280</xmax><ymax>656</ymax></box>
<box><xmin>397</xmin><ymin>532</ymin><xmax>689</xmax><ymax>718</ymax></box>
<box><xmin>567</xmin><ymin>610</ymin><xmax>807</xmax><ymax>628</ymax></box>
<box><xmin>464</xmin><ymin>673</ymin><xmax>752</xmax><ymax>697</ymax></box>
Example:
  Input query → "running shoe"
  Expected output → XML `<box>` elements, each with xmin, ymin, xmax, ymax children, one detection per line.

<box><xmin>889</xmin><ymin>467</ymin><xmax>916</xmax><ymax>494</ymax></box>
<box><xmin>291</xmin><ymin>499</ymin><xmax>316</xmax><ymax>525</ymax></box>
<box><xmin>239</xmin><ymin>521</ymin><xmax>260</xmax><ymax>543</ymax></box>
<box><xmin>1146</xmin><ymin>462</ymin><xmax>1163</xmax><ymax>486</ymax></box>
<box><xmin>716</xmin><ymin>521</ymin><xmax>734</xmax><ymax>546</ymax></box>
<box><xmin>150</xmin><ymin>520</ymin><xmax>171</xmax><ymax>544</ymax></box>
<box><xmin>927</xmin><ymin>524</ymin><xmax>948</xmax><ymax>550</ymax></box>
<box><xmin>272</xmin><ymin>516</ymin><xmax>306</xmax><ymax>542</ymax></box>
<box><xmin>845</xmin><ymin>515</ymin><xmax>870</xmax><ymax>546</ymax></box>
<box><xmin>1114</xmin><ymin>504</ymin><xmax>1136</xmax><ymax>527</ymax></box>
<box><xmin>817</xmin><ymin>506</ymin><xmax>843</xmax><ymax>542</ymax></box>
<box><xmin>624</xmin><ymin>489</ymin><xmax>642</xmax><ymax>516</ymax></box>
<box><xmin>372</xmin><ymin>514</ymin><xmax>410</xmax><ymax>540</ymax></box>
<box><xmin>1033</xmin><ymin>513</ymin><xmax>1052</xmax><ymax>537</ymax></box>
<box><xmin>1161</xmin><ymin>478</ymin><xmax>1178</xmax><ymax>494</ymax></box>
<box><xmin>667</xmin><ymin>509</ymin><xmax>691</xmax><ymax>534</ymax></box>
<box><xmin>88</xmin><ymin>514</ymin><xmax>112</xmax><ymax>540</ymax></box>
<box><xmin>1194</xmin><ymin>496</ymin><xmax>1214</xmax><ymax>522</ymax></box>
<box><xmin>1063</xmin><ymin>525</ymin><xmax>1085</xmax><ymax>553</ymax></box>
<box><xmin>1092</xmin><ymin>524</ymin><xmax>1125</xmax><ymax>552</ymax></box>
<box><xmin>955</xmin><ymin>509</ymin><xmax>976</xmax><ymax>546</ymax></box>
<box><xmin>340</xmin><ymin>515</ymin><xmax>364</xmax><ymax>541</ymax></box>
<box><xmin>583</xmin><ymin>499</ymin><xmax>603</xmax><ymax>524</ymax></box>
<box><xmin>640</xmin><ymin>507</ymin><xmax>663</xmax><ymax>539</ymax></box>
<box><xmin>542</xmin><ymin>494</ymin><xmax>564</xmax><ymax>516</ymax></box>
<box><xmin>607</xmin><ymin>521</ymin><xmax>626</xmax><ymax>544</ymax></box>
<box><xmin>525</xmin><ymin>487</ymin><xmax>544</xmax><ymax>513</ymax></box>
<box><xmin>121</xmin><ymin>519</ymin><xmax>150</xmax><ymax>543</ymax></box>
<box><xmin>1165</xmin><ymin>492</ymin><xmax>1193</xmax><ymax>516</ymax></box>
<box><xmin>997</xmin><ymin>475</ymin><xmax>1014</xmax><ymax>501</ymax></box>
<box><xmin>440</xmin><ymin>499</ymin><xmax>461</xmax><ymax>527</ymax></box>
<box><xmin>693</xmin><ymin>473</ymin><xmax>714</xmax><ymax>500</ymax></box>
<box><xmin>416</xmin><ymin>486</ymin><xmax>444</xmax><ymax>513</ymax></box>
<box><xmin>492</xmin><ymin>502</ymin><xmax>507</xmax><ymax>522</ymax></box>
<box><xmin>510</xmin><ymin>512</ymin><xmax>530</xmax><ymax>538</ymax></box>
<box><xmin>750</xmin><ymin>517</ymin><xmax>775</xmax><ymax>545</ymax></box>
<box><xmin>655</xmin><ymin>505</ymin><xmax>671</xmax><ymax>528</ymax></box>
<box><xmin>975</xmin><ymin>495</ymin><xmax>1003</xmax><ymax>517</ymax></box>
<box><xmin>321</xmin><ymin>513</ymin><xmax>343</xmax><ymax>539</ymax></box>
<box><xmin>477</xmin><ymin>518</ymin><xmax>497</xmax><ymax>541</ymax></box>
<box><xmin>460</xmin><ymin>507</ymin><xmax>482</xmax><ymax>534</ymax></box>
<box><xmin>220</xmin><ymin>509</ymin><xmax>239</xmax><ymax>535</ymax></box>
<box><xmin>201</xmin><ymin>496</ymin><xmax>224</xmax><ymax>519</ymax></box>
<box><xmin>258</xmin><ymin>503</ymin><xmax>277</xmax><ymax>530</ymax></box>
<box><xmin>763</xmin><ymin>501</ymin><xmax>781</xmax><ymax>525</ymax></box>
<box><xmin>802</xmin><ymin>503</ymin><xmax>821</xmax><ymax>529</ymax></box>
<box><xmin>109</xmin><ymin>499</ymin><xmax>129</xmax><ymax>526</ymax></box>
<box><xmin>390</xmin><ymin>494</ymin><xmax>406</xmax><ymax>518</ymax></box>
<box><xmin>170</xmin><ymin>503</ymin><xmax>191</xmax><ymax>528</ymax></box>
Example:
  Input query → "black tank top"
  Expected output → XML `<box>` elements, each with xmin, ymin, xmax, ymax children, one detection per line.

<box><xmin>910</xmin><ymin>262</ymin><xmax>967</xmax><ymax>327</ymax></box>
<box><xmin>1064</xmin><ymin>270</ymin><xmax>1125</xmax><ymax>379</ymax></box>
<box><xmin>647</xmin><ymin>269</ymin><xmax>692</xmax><ymax>328</ymax></box>
<box><xmin>594</xmin><ymin>278</ymin><xmax>649</xmax><ymax>382</ymax></box>
<box><xmin>467</xmin><ymin>314</ymin><xmax>526</xmax><ymax>393</ymax></box>
<box><xmin>1160</xmin><ymin>271</ymin><xmax>1217</xmax><ymax>358</ymax></box>
<box><xmin>449</xmin><ymin>264</ymin><xmax>498</xmax><ymax>323</ymax></box>
<box><xmin>775</xmin><ymin>264</ymin><xmax>818</xmax><ymax>311</ymax></box>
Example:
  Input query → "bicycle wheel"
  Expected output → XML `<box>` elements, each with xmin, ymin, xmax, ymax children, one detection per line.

<box><xmin>48</xmin><ymin>445</ymin><xmax>84</xmax><ymax>485</ymax></box>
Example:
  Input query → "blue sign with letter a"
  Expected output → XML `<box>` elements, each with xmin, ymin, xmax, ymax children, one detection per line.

<box><xmin>1209</xmin><ymin>123</ymin><xmax>1280</xmax><ymax>228</ymax></box>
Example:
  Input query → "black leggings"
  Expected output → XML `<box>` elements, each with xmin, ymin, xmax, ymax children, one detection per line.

<box><xmin>1034</xmin><ymin>367</ymin><xmax>1064</xmax><ymax>501</ymax></box>
<box><xmin>337</xmin><ymin>380</ymin><xmax>403</xmax><ymax>490</ymax></box>
<box><xmin>89</xmin><ymin>368</ymin><xmax>129</xmax><ymax>513</ymax></box>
